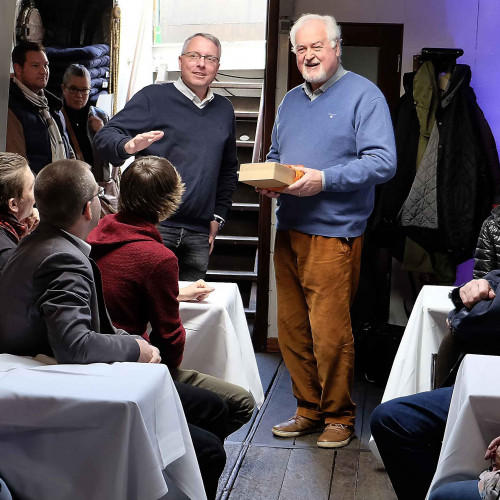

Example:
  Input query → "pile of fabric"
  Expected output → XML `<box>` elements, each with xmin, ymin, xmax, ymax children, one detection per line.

<box><xmin>45</xmin><ymin>43</ymin><xmax>110</xmax><ymax>105</ymax></box>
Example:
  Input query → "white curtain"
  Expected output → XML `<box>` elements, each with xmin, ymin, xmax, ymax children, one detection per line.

<box><xmin>116</xmin><ymin>0</ymin><xmax>153</xmax><ymax>112</ymax></box>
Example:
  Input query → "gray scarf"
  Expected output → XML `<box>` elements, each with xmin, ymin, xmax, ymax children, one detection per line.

<box><xmin>13</xmin><ymin>77</ymin><xmax>67</xmax><ymax>162</ymax></box>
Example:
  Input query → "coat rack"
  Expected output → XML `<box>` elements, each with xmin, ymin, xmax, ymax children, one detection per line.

<box><xmin>413</xmin><ymin>47</ymin><xmax>464</xmax><ymax>72</ymax></box>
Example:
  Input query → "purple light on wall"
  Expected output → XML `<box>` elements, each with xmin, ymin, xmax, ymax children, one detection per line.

<box><xmin>472</xmin><ymin>0</ymin><xmax>500</xmax><ymax>153</ymax></box>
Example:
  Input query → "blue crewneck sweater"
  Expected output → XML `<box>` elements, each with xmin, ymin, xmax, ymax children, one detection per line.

<box><xmin>267</xmin><ymin>71</ymin><xmax>396</xmax><ymax>237</ymax></box>
<box><xmin>94</xmin><ymin>83</ymin><xmax>238</xmax><ymax>233</ymax></box>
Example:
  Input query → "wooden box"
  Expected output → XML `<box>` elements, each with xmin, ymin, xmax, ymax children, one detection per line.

<box><xmin>238</xmin><ymin>162</ymin><xmax>294</xmax><ymax>188</ymax></box>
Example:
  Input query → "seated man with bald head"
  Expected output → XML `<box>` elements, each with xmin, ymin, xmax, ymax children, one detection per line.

<box><xmin>0</xmin><ymin>159</ymin><xmax>158</xmax><ymax>363</ymax></box>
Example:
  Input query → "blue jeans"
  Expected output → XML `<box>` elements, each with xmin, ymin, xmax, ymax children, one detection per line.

<box><xmin>429</xmin><ymin>480</ymin><xmax>481</xmax><ymax>500</ymax></box>
<box><xmin>157</xmin><ymin>225</ymin><xmax>210</xmax><ymax>281</ymax></box>
<box><xmin>370</xmin><ymin>386</ymin><xmax>453</xmax><ymax>500</ymax></box>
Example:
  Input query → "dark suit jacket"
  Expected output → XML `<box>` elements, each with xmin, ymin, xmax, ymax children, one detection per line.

<box><xmin>0</xmin><ymin>226</ymin><xmax>17</xmax><ymax>274</ymax></box>
<box><xmin>0</xmin><ymin>222</ymin><xmax>140</xmax><ymax>363</ymax></box>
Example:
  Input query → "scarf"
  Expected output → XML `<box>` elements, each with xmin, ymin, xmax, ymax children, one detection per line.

<box><xmin>13</xmin><ymin>77</ymin><xmax>67</xmax><ymax>162</ymax></box>
<box><xmin>0</xmin><ymin>212</ymin><xmax>27</xmax><ymax>243</ymax></box>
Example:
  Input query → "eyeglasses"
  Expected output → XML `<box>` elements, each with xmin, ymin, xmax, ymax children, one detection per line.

<box><xmin>82</xmin><ymin>186</ymin><xmax>105</xmax><ymax>214</ymax></box>
<box><xmin>182</xmin><ymin>51</ymin><xmax>219</xmax><ymax>65</ymax></box>
<box><xmin>66</xmin><ymin>85</ymin><xmax>91</xmax><ymax>95</ymax></box>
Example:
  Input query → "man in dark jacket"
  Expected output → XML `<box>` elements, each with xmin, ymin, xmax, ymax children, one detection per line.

<box><xmin>6</xmin><ymin>42</ymin><xmax>73</xmax><ymax>174</ymax></box>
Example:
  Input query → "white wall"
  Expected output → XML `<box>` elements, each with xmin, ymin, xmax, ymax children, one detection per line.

<box><xmin>0</xmin><ymin>1</ymin><xmax>16</xmax><ymax>151</ymax></box>
<box><xmin>288</xmin><ymin>0</ymin><xmax>500</xmax><ymax>150</ymax></box>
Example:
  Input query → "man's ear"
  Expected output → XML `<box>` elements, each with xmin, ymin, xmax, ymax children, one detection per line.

<box><xmin>8</xmin><ymin>198</ymin><xmax>19</xmax><ymax>214</ymax></box>
<box><xmin>178</xmin><ymin>56</ymin><xmax>182</xmax><ymax>70</ymax></box>
<box><xmin>13</xmin><ymin>63</ymin><xmax>22</xmax><ymax>79</ymax></box>
<box><xmin>82</xmin><ymin>201</ymin><xmax>92</xmax><ymax>221</ymax></box>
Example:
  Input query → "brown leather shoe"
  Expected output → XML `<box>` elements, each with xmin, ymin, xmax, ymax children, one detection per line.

<box><xmin>317</xmin><ymin>423</ymin><xmax>354</xmax><ymax>448</ymax></box>
<box><xmin>272</xmin><ymin>414</ymin><xmax>323</xmax><ymax>437</ymax></box>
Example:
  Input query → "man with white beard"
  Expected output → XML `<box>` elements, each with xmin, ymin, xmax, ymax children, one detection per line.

<box><xmin>259</xmin><ymin>13</ymin><xmax>396</xmax><ymax>448</ymax></box>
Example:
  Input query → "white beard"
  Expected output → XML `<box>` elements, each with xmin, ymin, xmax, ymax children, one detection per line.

<box><xmin>301</xmin><ymin>63</ymin><xmax>328</xmax><ymax>84</ymax></box>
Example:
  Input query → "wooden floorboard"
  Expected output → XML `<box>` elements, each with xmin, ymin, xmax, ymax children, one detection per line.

<box><xmin>356</xmin><ymin>450</ymin><xmax>397</xmax><ymax>499</ymax></box>
<box><xmin>217</xmin><ymin>356</ymin><xmax>395</xmax><ymax>500</ymax></box>
<box><xmin>218</xmin><ymin>442</ymin><xmax>244</xmax><ymax>498</ymax></box>
<box><xmin>359</xmin><ymin>382</ymin><xmax>385</xmax><ymax>450</ymax></box>
<box><xmin>329</xmin><ymin>450</ymin><xmax>358</xmax><ymax>500</ymax></box>
<box><xmin>251</xmin><ymin>364</ymin><xmax>297</xmax><ymax>448</ymax></box>
<box><xmin>279</xmin><ymin>448</ymin><xmax>335</xmax><ymax>500</ymax></box>
<box><xmin>228</xmin><ymin>446</ymin><xmax>291</xmax><ymax>499</ymax></box>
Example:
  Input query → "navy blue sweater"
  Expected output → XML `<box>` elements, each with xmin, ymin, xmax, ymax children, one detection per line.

<box><xmin>94</xmin><ymin>83</ymin><xmax>238</xmax><ymax>233</ymax></box>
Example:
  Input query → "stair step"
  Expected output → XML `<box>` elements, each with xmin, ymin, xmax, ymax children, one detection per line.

<box><xmin>206</xmin><ymin>270</ymin><xmax>257</xmax><ymax>280</ymax></box>
<box><xmin>216</xmin><ymin>236</ymin><xmax>259</xmax><ymax>245</ymax></box>
<box><xmin>211</xmin><ymin>82</ymin><xmax>263</xmax><ymax>89</ymax></box>
<box><xmin>236</xmin><ymin>140</ymin><xmax>255</xmax><ymax>148</ymax></box>
<box><xmin>235</xmin><ymin>111</ymin><xmax>259</xmax><ymax>118</ymax></box>
<box><xmin>232</xmin><ymin>202</ymin><xmax>259</xmax><ymax>211</ymax></box>
<box><xmin>244</xmin><ymin>308</ymin><xmax>256</xmax><ymax>319</ymax></box>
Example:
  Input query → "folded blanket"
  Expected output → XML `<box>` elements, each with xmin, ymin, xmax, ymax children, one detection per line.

<box><xmin>90</xmin><ymin>77</ymin><xmax>109</xmax><ymax>89</ymax></box>
<box><xmin>45</xmin><ymin>44</ymin><xmax>109</xmax><ymax>61</ymax></box>
<box><xmin>88</xmin><ymin>89</ymin><xmax>109</xmax><ymax>106</ymax></box>
<box><xmin>88</xmin><ymin>67</ymin><xmax>110</xmax><ymax>79</ymax></box>
<box><xmin>49</xmin><ymin>55</ymin><xmax>111</xmax><ymax>72</ymax></box>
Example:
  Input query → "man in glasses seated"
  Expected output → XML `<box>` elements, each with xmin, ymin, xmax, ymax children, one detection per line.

<box><xmin>94</xmin><ymin>33</ymin><xmax>238</xmax><ymax>280</ymax></box>
<box><xmin>61</xmin><ymin>64</ymin><xmax>114</xmax><ymax>183</ymax></box>
<box><xmin>6</xmin><ymin>42</ymin><xmax>73</xmax><ymax>174</ymax></box>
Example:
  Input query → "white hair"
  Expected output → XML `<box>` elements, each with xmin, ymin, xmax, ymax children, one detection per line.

<box><xmin>289</xmin><ymin>14</ymin><xmax>341</xmax><ymax>54</ymax></box>
<box><xmin>181</xmin><ymin>33</ymin><xmax>222</xmax><ymax>59</ymax></box>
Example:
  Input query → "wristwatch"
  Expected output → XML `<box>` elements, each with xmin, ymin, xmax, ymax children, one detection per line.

<box><xmin>448</xmin><ymin>287</ymin><xmax>464</xmax><ymax>309</ymax></box>
<box><xmin>213</xmin><ymin>214</ymin><xmax>225</xmax><ymax>230</ymax></box>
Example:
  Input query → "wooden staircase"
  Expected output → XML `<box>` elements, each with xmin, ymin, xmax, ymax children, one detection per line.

<box><xmin>208</xmin><ymin>81</ymin><xmax>264</xmax><ymax>333</ymax></box>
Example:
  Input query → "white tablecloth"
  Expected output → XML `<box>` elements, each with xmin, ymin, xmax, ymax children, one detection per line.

<box><xmin>0</xmin><ymin>354</ymin><xmax>206</xmax><ymax>500</ymax></box>
<box><xmin>179</xmin><ymin>281</ymin><xmax>264</xmax><ymax>407</ymax></box>
<box><xmin>369</xmin><ymin>285</ymin><xmax>453</xmax><ymax>458</ymax></box>
<box><xmin>427</xmin><ymin>354</ymin><xmax>500</xmax><ymax>497</ymax></box>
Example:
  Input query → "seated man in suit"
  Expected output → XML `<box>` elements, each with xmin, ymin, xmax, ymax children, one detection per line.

<box><xmin>0</xmin><ymin>159</ymin><xmax>226</xmax><ymax>499</ymax></box>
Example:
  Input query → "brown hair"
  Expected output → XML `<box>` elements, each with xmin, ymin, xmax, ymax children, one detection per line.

<box><xmin>0</xmin><ymin>153</ymin><xmax>30</xmax><ymax>213</ymax></box>
<box><xmin>119</xmin><ymin>156</ymin><xmax>185</xmax><ymax>224</ymax></box>
<box><xmin>35</xmin><ymin>159</ymin><xmax>95</xmax><ymax>228</ymax></box>
<box><xmin>12</xmin><ymin>41</ymin><xmax>46</xmax><ymax>67</ymax></box>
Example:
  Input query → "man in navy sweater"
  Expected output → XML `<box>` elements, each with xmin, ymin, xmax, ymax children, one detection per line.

<box><xmin>94</xmin><ymin>33</ymin><xmax>238</xmax><ymax>280</ymax></box>
<box><xmin>260</xmin><ymin>14</ymin><xmax>397</xmax><ymax>448</ymax></box>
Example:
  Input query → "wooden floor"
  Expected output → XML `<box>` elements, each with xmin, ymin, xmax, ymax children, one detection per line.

<box><xmin>216</xmin><ymin>353</ymin><xmax>397</xmax><ymax>500</ymax></box>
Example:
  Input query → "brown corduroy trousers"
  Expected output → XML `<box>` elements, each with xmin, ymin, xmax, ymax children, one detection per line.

<box><xmin>274</xmin><ymin>229</ymin><xmax>363</xmax><ymax>427</ymax></box>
